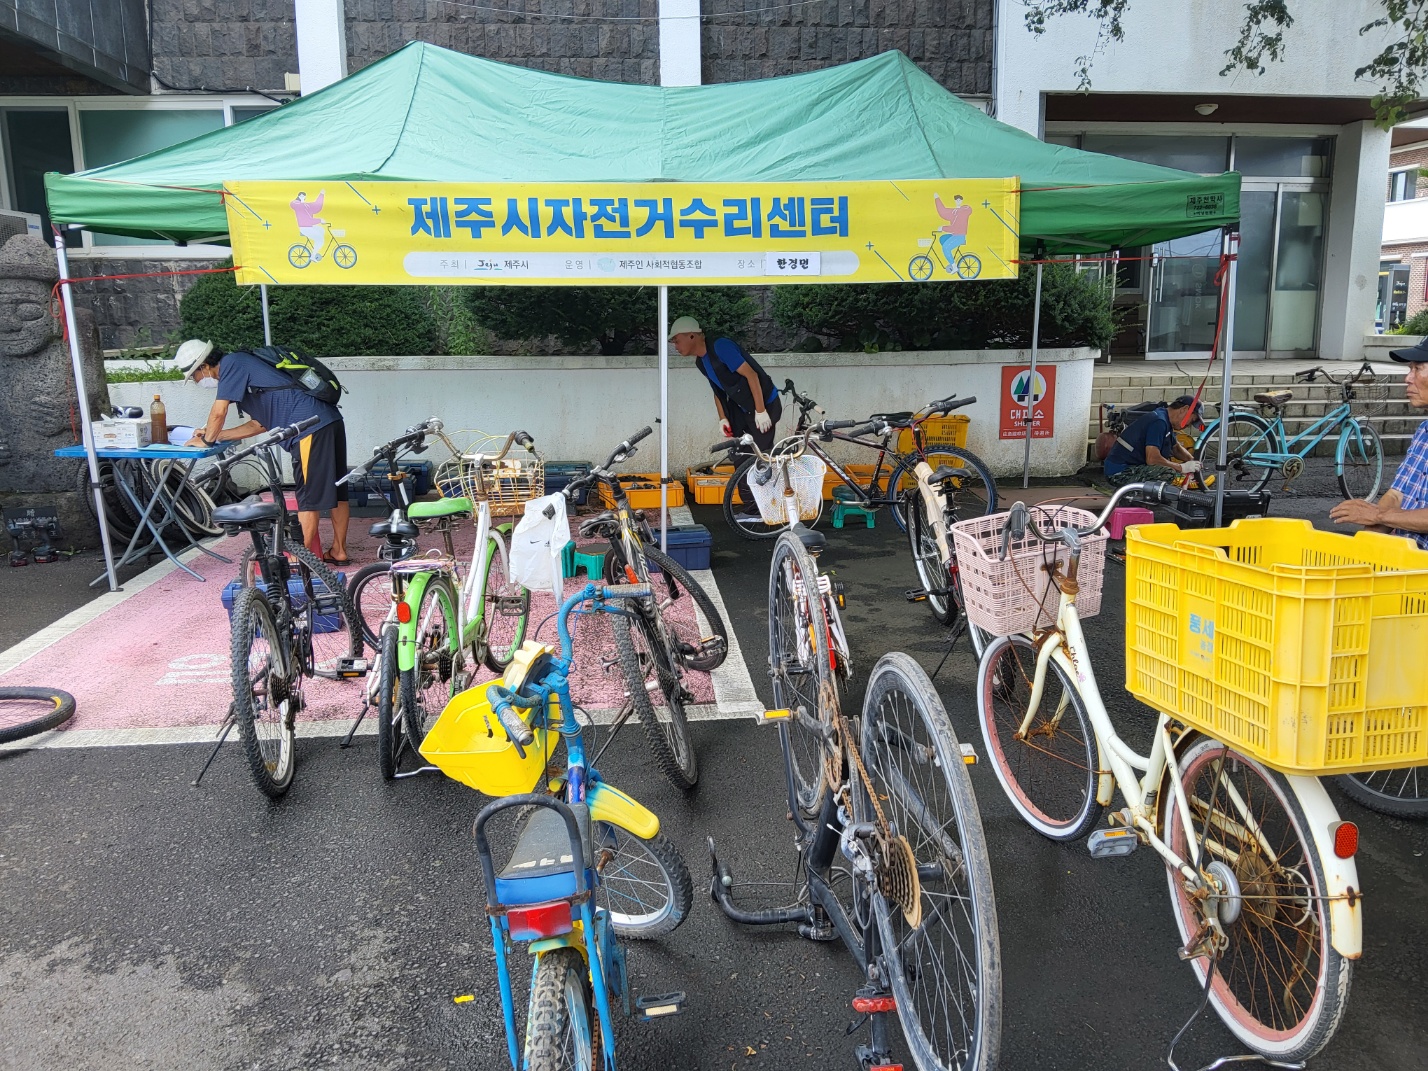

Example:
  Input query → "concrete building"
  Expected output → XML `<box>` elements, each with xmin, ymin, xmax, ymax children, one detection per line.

<box><xmin>0</xmin><ymin>1</ymin><xmax>1403</xmax><ymax>360</ymax></box>
<box><xmin>1378</xmin><ymin>118</ymin><xmax>1428</xmax><ymax>330</ymax></box>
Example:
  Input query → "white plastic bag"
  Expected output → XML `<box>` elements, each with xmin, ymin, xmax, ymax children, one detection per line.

<box><xmin>510</xmin><ymin>493</ymin><xmax>570</xmax><ymax>603</ymax></box>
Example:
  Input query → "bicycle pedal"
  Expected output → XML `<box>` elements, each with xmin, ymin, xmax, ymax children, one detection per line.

<box><xmin>1087</xmin><ymin>827</ymin><xmax>1138</xmax><ymax>859</ymax></box>
<box><xmin>904</xmin><ymin>588</ymin><xmax>927</xmax><ymax>603</ymax></box>
<box><xmin>636</xmin><ymin>992</ymin><xmax>685</xmax><ymax>1021</ymax></box>
<box><xmin>755</xmin><ymin>708</ymin><xmax>792</xmax><ymax>726</ymax></box>
<box><xmin>335</xmin><ymin>657</ymin><xmax>369</xmax><ymax>679</ymax></box>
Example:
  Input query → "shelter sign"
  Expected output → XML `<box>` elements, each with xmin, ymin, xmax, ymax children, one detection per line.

<box><xmin>998</xmin><ymin>364</ymin><xmax>1056</xmax><ymax>440</ymax></box>
<box><xmin>225</xmin><ymin>179</ymin><xmax>1019</xmax><ymax>287</ymax></box>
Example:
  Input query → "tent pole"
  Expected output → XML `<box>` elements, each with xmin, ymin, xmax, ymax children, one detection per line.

<box><xmin>54</xmin><ymin>230</ymin><xmax>121</xmax><ymax>592</ymax></box>
<box><xmin>1213</xmin><ymin>230</ymin><xmax>1239</xmax><ymax>527</ymax></box>
<box><xmin>260</xmin><ymin>284</ymin><xmax>273</xmax><ymax>345</ymax></box>
<box><xmin>1022</xmin><ymin>261</ymin><xmax>1043</xmax><ymax>489</ymax></box>
<box><xmin>658</xmin><ymin>285</ymin><xmax>669</xmax><ymax>552</ymax></box>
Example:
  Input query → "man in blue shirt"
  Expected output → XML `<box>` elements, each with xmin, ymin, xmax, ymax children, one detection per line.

<box><xmin>670</xmin><ymin>316</ymin><xmax>781</xmax><ymax>516</ymax></box>
<box><xmin>1331</xmin><ymin>339</ymin><xmax>1428</xmax><ymax>548</ymax></box>
<box><xmin>1103</xmin><ymin>394</ymin><xmax>1201</xmax><ymax>487</ymax></box>
<box><xmin>176</xmin><ymin>339</ymin><xmax>351</xmax><ymax>565</ymax></box>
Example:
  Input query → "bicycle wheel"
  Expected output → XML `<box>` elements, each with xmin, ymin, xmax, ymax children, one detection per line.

<box><xmin>909</xmin><ymin>255</ymin><xmax>934</xmax><ymax>281</ymax></box>
<box><xmin>592</xmin><ymin>823</ymin><xmax>693</xmax><ymax>939</ymax></box>
<box><xmin>721</xmin><ymin>456</ymin><xmax>801</xmax><ymax>541</ymax></box>
<box><xmin>229</xmin><ymin>586</ymin><xmax>296</xmax><ymax>799</ymax></box>
<box><xmin>0</xmin><ymin>686</ymin><xmax>75</xmax><ymax>744</ymax></box>
<box><xmin>237</xmin><ymin>545</ymin><xmax>361</xmax><ymax>676</ymax></box>
<box><xmin>1335</xmin><ymin>767</ymin><xmax>1428</xmax><ymax>817</ymax></box>
<box><xmin>1336</xmin><ymin>421</ymin><xmax>1383</xmax><ymax>501</ymax></box>
<box><xmin>976</xmin><ymin>634</ymin><xmax>1103</xmax><ymax>841</ymax></box>
<box><xmin>287</xmin><ymin>243</ymin><xmax>312</xmax><ymax>269</ymax></box>
<box><xmin>480</xmin><ymin>536</ymin><xmax>530</xmax><ymax>674</ymax></box>
<box><xmin>907</xmin><ymin>490</ymin><xmax>956</xmax><ymax>626</ymax></box>
<box><xmin>401</xmin><ymin>576</ymin><xmax>460</xmax><ymax>754</ymax></box>
<box><xmin>956</xmin><ymin>253</ymin><xmax>982</xmax><ymax>279</ymax></box>
<box><xmin>333</xmin><ymin>244</ymin><xmax>358</xmax><ymax>269</ymax></box>
<box><xmin>375</xmin><ymin>625</ymin><xmax>404</xmax><ymax>781</ymax></box>
<box><xmin>348</xmin><ymin>561</ymin><xmax>394</xmax><ymax>651</ymax></box>
<box><xmin>644</xmin><ymin>544</ymin><xmax>728</xmax><ymax>672</ymax></box>
<box><xmin>853</xmin><ymin>653</ymin><xmax>1001</xmax><ymax>1071</ymax></box>
<box><xmin>1163</xmin><ymin>737</ymin><xmax>1351</xmax><ymax>1062</ymax></box>
<box><xmin>889</xmin><ymin>447</ymin><xmax>997</xmax><ymax>534</ymax></box>
<box><xmin>524</xmin><ymin>947</ymin><xmax>596</xmax><ymax>1071</ymax></box>
<box><xmin>613</xmin><ymin>610</ymin><xmax>697</xmax><ymax>790</ymax></box>
<box><xmin>1196</xmin><ymin>413</ymin><xmax>1278</xmax><ymax>493</ymax></box>
<box><xmin>769</xmin><ymin>531</ymin><xmax>839</xmax><ymax>819</ymax></box>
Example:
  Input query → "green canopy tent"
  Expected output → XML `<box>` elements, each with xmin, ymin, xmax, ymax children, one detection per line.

<box><xmin>46</xmin><ymin>45</ymin><xmax>1242</xmax><ymax>588</ymax></box>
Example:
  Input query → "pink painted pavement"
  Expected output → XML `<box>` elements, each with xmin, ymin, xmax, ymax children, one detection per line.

<box><xmin>0</xmin><ymin>519</ymin><xmax>714</xmax><ymax>736</ymax></box>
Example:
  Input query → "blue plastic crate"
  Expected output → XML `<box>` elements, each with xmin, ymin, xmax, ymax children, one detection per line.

<box><xmin>647</xmin><ymin>525</ymin><xmax>711</xmax><ymax>572</ymax></box>
<box><xmin>545</xmin><ymin>461</ymin><xmax>594</xmax><ymax>507</ymax></box>
<box><xmin>221</xmin><ymin>571</ymin><xmax>347</xmax><ymax>633</ymax></box>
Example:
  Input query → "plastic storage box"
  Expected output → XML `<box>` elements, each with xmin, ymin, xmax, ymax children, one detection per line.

<box><xmin>647</xmin><ymin>524</ymin><xmax>713</xmax><ymax>571</ymax></box>
<box><xmin>221</xmin><ymin>572</ymin><xmax>347</xmax><ymax>634</ymax></box>
<box><xmin>1125</xmin><ymin>518</ymin><xmax>1428</xmax><ymax>776</ymax></box>
<box><xmin>599</xmin><ymin>474</ymin><xmax>686</xmax><ymax>510</ymax></box>
<box><xmin>1107</xmin><ymin>506</ymin><xmax>1155</xmax><ymax>540</ymax></box>
<box><xmin>545</xmin><ymin>461</ymin><xmax>594</xmax><ymax>506</ymax></box>
<box><xmin>897</xmin><ymin>413</ymin><xmax>970</xmax><ymax>454</ymax></box>
<box><xmin>686</xmin><ymin>464</ymin><xmax>735</xmax><ymax>505</ymax></box>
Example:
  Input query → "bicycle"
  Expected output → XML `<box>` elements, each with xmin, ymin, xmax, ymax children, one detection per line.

<box><xmin>206</xmin><ymin>417</ymin><xmax>366</xmax><ymax>799</ymax></box>
<box><xmin>421</xmin><ymin>582</ymin><xmax>694</xmax><ymax>1071</ymax></box>
<box><xmin>288</xmin><ymin>221</ymin><xmax>357</xmax><ymax>270</ymax></box>
<box><xmin>1195</xmin><ymin>359</ymin><xmax>1385</xmax><ymax>499</ymax></box>
<box><xmin>340</xmin><ymin>421</ymin><xmax>534</xmax><ymax>781</ymax></box>
<box><xmin>717</xmin><ymin>380</ymin><xmax>997</xmax><ymax>541</ymax></box>
<box><xmin>969</xmin><ymin>483</ymin><xmax>1362</xmax><ymax>1063</ymax></box>
<box><xmin>0</xmin><ymin>687</ymin><xmax>76</xmax><ymax>745</ymax></box>
<box><xmin>561</xmin><ymin>427</ymin><xmax>729</xmax><ymax>791</ymax></box>
<box><xmin>708</xmin><ymin>524</ymin><xmax>1000</xmax><ymax>1071</ymax></box>
<box><xmin>909</xmin><ymin>228</ymin><xmax>982</xmax><ymax>280</ymax></box>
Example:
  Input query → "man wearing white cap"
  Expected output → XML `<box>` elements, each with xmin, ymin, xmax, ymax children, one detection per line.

<box><xmin>669</xmin><ymin>316</ymin><xmax>781</xmax><ymax>516</ymax></box>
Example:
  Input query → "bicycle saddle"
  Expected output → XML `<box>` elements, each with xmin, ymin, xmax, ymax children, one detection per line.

<box><xmin>1254</xmin><ymin>389</ymin><xmax>1293</xmax><ymax>407</ymax></box>
<box><xmin>795</xmin><ymin>528</ymin><xmax>827</xmax><ymax>556</ymax></box>
<box><xmin>928</xmin><ymin>464</ymin><xmax>963</xmax><ymax>484</ymax></box>
<box><xmin>578</xmin><ymin>511</ymin><xmax>620</xmax><ymax>539</ymax></box>
<box><xmin>212</xmin><ymin>499</ymin><xmax>281</xmax><ymax>529</ymax></box>
<box><xmin>494</xmin><ymin>803</ymin><xmax>593</xmax><ymax>907</ymax></box>
<box><xmin>408</xmin><ymin>497</ymin><xmax>472</xmax><ymax>520</ymax></box>
<box><xmin>369</xmin><ymin>515</ymin><xmax>419</xmax><ymax>540</ymax></box>
<box><xmin>870</xmin><ymin>411</ymin><xmax>914</xmax><ymax>425</ymax></box>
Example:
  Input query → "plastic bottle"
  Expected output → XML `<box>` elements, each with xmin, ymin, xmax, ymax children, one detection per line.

<box><xmin>150</xmin><ymin>394</ymin><xmax>167</xmax><ymax>446</ymax></box>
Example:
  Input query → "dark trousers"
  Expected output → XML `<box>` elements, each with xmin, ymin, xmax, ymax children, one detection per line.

<box><xmin>730</xmin><ymin>397</ymin><xmax>783</xmax><ymax>508</ymax></box>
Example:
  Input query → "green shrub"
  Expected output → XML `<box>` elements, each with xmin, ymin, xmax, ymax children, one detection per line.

<box><xmin>1393</xmin><ymin>308</ymin><xmax>1428</xmax><ymax>335</ymax></box>
<box><xmin>106</xmin><ymin>363</ymin><xmax>183</xmax><ymax>383</ymax></box>
<box><xmin>770</xmin><ymin>265</ymin><xmax>1117</xmax><ymax>353</ymax></box>
<box><xmin>180</xmin><ymin>262</ymin><xmax>438</xmax><ymax>357</ymax></box>
<box><xmin>465</xmin><ymin>286</ymin><xmax>756</xmax><ymax>355</ymax></box>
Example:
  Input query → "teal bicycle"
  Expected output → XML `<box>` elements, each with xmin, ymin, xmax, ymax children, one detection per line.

<box><xmin>1194</xmin><ymin>360</ymin><xmax>1386</xmax><ymax>500</ymax></box>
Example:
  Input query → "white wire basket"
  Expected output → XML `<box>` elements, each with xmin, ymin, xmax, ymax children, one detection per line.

<box><xmin>950</xmin><ymin>506</ymin><xmax>1107</xmax><ymax>637</ymax></box>
<box><xmin>445</xmin><ymin>432</ymin><xmax>545</xmax><ymax>517</ymax></box>
<box><xmin>749</xmin><ymin>455</ymin><xmax>827</xmax><ymax>525</ymax></box>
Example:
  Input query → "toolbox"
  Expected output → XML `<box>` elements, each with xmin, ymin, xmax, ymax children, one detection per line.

<box><xmin>648</xmin><ymin>525</ymin><xmax>712</xmax><ymax>571</ymax></box>
<box><xmin>545</xmin><ymin>461</ymin><xmax>595</xmax><ymax>506</ymax></box>
<box><xmin>221</xmin><ymin>571</ymin><xmax>347</xmax><ymax>634</ymax></box>
<box><xmin>1162</xmin><ymin>490</ymin><xmax>1271</xmax><ymax>529</ymax></box>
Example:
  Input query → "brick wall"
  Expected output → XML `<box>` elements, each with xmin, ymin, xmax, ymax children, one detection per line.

<box><xmin>150</xmin><ymin>0</ymin><xmax>297</xmax><ymax>93</ymax></box>
<box><xmin>701</xmin><ymin>0</ymin><xmax>993</xmax><ymax>93</ymax></box>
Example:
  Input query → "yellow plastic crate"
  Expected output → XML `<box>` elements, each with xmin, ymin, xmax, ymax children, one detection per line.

<box><xmin>599</xmin><ymin>474</ymin><xmax>686</xmax><ymax>511</ymax></box>
<box><xmin>897</xmin><ymin>413</ymin><xmax>970</xmax><ymax>454</ymax></box>
<box><xmin>1125</xmin><ymin>518</ymin><xmax>1428</xmax><ymax>776</ymax></box>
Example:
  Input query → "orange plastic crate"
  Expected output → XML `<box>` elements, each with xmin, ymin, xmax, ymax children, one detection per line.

<box><xmin>599</xmin><ymin>474</ymin><xmax>686</xmax><ymax>510</ymax></box>
<box><xmin>897</xmin><ymin>413</ymin><xmax>970</xmax><ymax>454</ymax></box>
<box><xmin>685</xmin><ymin>465</ymin><xmax>734</xmax><ymax>505</ymax></box>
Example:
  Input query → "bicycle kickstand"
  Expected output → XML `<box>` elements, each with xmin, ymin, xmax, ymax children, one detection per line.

<box><xmin>191</xmin><ymin>704</ymin><xmax>238</xmax><ymax>787</ymax></box>
<box><xmin>929</xmin><ymin>617</ymin><xmax>967</xmax><ymax>682</ymax></box>
<box><xmin>340</xmin><ymin>695</ymin><xmax>370</xmax><ymax>749</ymax></box>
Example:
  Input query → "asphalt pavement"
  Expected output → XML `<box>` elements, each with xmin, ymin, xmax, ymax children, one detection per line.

<box><xmin>1</xmin><ymin>492</ymin><xmax>1425</xmax><ymax>1071</ymax></box>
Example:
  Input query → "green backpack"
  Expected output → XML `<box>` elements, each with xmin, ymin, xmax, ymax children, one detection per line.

<box><xmin>247</xmin><ymin>346</ymin><xmax>345</xmax><ymax>407</ymax></box>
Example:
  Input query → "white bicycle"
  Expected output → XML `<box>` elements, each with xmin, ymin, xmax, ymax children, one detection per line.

<box><xmin>970</xmin><ymin>482</ymin><xmax>1361</xmax><ymax>1065</ymax></box>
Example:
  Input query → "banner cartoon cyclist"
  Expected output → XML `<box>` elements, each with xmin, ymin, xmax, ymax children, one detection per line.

<box><xmin>287</xmin><ymin>189</ymin><xmax>357</xmax><ymax>270</ymax></box>
<box><xmin>908</xmin><ymin>192</ymin><xmax>982</xmax><ymax>280</ymax></box>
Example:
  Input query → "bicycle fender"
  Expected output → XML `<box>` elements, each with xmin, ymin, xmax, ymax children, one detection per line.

<box><xmin>396</xmin><ymin>570</ymin><xmax>437</xmax><ymax>673</ymax></box>
<box><xmin>1286</xmin><ymin>772</ymin><xmax>1363</xmax><ymax>960</ymax></box>
<box><xmin>587</xmin><ymin>780</ymin><xmax>660</xmax><ymax>839</ymax></box>
<box><xmin>529</xmin><ymin>923</ymin><xmax>590</xmax><ymax>960</ymax></box>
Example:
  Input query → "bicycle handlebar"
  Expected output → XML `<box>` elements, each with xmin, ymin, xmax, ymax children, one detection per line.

<box><xmin>210</xmin><ymin>415</ymin><xmax>321</xmax><ymax>472</ymax></box>
<box><xmin>563</xmin><ymin>427</ymin><xmax>653</xmax><ymax>497</ymax></box>
<box><xmin>781</xmin><ymin>378</ymin><xmax>823</xmax><ymax>416</ymax></box>
<box><xmin>930</xmin><ymin>395</ymin><xmax>976</xmax><ymax>416</ymax></box>
<box><xmin>485</xmin><ymin>686</ymin><xmax>538</xmax><ymax>758</ymax></box>
<box><xmin>603</xmin><ymin>582</ymin><xmax>653</xmax><ymax>600</ymax></box>
<box><xmin>709</xmin><ymin>437</ymin><xmax>744</xmax><ymax>454</ymax></box>
<box><xmin>337</xmin><ymin>417</ymin><xmax>448</xmax><ymax>484</ymax></box>
<box><xmin>997</xmin><ymin>481</ymin><xmax>1216</xmax><ymax>556</ymax></box>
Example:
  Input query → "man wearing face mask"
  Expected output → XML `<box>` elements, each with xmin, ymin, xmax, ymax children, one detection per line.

<box><xmin>175</xmin><ymin>339</ymin><xmax>351</xmax><ymax>565</ymax></box>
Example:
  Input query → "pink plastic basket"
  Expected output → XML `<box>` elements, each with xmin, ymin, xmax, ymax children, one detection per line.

<box><xmin>950</xmin><ymin>506</ymin><xmax>1107</xmax><ymax>636</ymax></box>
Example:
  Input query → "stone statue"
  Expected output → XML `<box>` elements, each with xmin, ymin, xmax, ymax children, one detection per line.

<box><xmin>0</xmin><ymin>233</ymin><xmax>110</xmax><ymax>545</ymax></box>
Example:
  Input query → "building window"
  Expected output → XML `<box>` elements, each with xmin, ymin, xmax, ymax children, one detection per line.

<box><xmin>1390</xmin><ymin>168</ymin><xmax>1417</xmax><ymax>202</ymax></box>
<box><xmin>1080</xmin><ymin>134</ymin><xmax>1230</xmax><ymax>174</ymax></box>
<box><xmin>1234</xmin><ymin>137</ymin><xmax>1333</xmax><ymax>179</ymax></box>
<box><xmin>0</xmin><ymin>109</ymin><xmax>78</xmax><ymax>244</ymax></box>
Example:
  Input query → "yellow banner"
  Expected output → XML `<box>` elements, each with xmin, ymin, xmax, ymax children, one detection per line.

<box><xmin>226</xmin><ymin>179</ymin><xmax>1019</xmax><ymax>287</ymax></box>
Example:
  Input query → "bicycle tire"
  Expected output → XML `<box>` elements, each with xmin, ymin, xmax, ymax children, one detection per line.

<box><xmin>907</xmin><ymin>491</ymin><xmax>956</xmax><ymax>626</ymax></box>
<box><xmin>853</xmin><ymin>653</ymin><xmax>1001</xmax><ymax>1071</ymax></box>
<box><xmin>229</xmin><ymin>586</ymin><xmax>296</xmax><ymax>799</ymax></box>
<box><xmin>375</xmin><ymin>625</ymin><xmax>404</xmax><ymax>781</ymax></box>
<box><xmin>1163</xmin><ymin>737</ymin><xmax>1351</xmax><ymax>1062</ymax></box>
<box><xmin>644</xmin><ymin>544</ymin><xmax>728</xmax><ymax>672</ymax></box>
<box><xmin>348</xmin><ymin>561</ymin><xmax>395</xmax><ymax>652</ymax></box>
<box><xmin>1196</xmin><ymin>412</ymin><xmax>1278</xmax><ymax>493</ymax></box>
<box><xmin>480</xmin><ymin>536</ymin><xmax>529</xmax><ymax>674</ymax></box>
<box><xmin>1334</xmin><ymin>767</ymin><xmax>1428</xmax><ymax>817</ymax></box>
<box><xmin>768</xmin><ymin>530</ymin><xmax>838</xmax><ymax>819</ymax></box>
<box><xmin>613</xmin><ymin>610</ymin><xmax>697</xmax><ymax>790</ymax></box>
<box><xmin>77</xmin><ymin>460</ymin><xmax>139</xmax><ymax>544</ymax></box>
<box><xmin>888</xmin><ymin>446</ymin><xmax>997</xmax><ymax>534</ymax></box>
<box><xmin>0</xmin><ymin>686</ymin><xmax>76</xmax><ymax>744</ymax></box>
<box><xmin>593</xmin><ymin>822</ymin><xmax>693</xmax><ymax>938</ymax></box>
<box><xmin>976</xmin><ymin>633</ymin><xmax>1103</xmax><ymax>841</ymax></box>
<box><xmin>238</xmin><ymin>545</ymin><xmax>362</xmax><ymax>675</ymax></box>
<box><xmin>721</xmin><ymin>455</ymin><xmax>815</xmax><ymax>541</ymax></box>
<box><xmin>400</xmin><ymin>576</ymin><xmax>460</xmax><ymax>755</ymax></box>
<box><xmin>1336</xmin><ymin>421</ymin><xmax>1383</xmax><ymax>501</ymax></box>
<box><xmin>524</xmin><ymin>947</ymin><xmax>596</xmax><ymax>1071</ymax></box>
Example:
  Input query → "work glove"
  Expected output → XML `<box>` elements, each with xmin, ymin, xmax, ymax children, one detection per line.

<box><xmin>719</xmin><ymin>419</ymin><xmax>732</xmax><ymax>438</ymax></box>
<box><xmin>754</xmin><ymin>410</ymin><xmax>773</xmax><ymax>434</ymax></box>
<box><xmin>1178</xmin><ymin>460</ymin><xmax>1202</xmax><ymax>475</ymax></box>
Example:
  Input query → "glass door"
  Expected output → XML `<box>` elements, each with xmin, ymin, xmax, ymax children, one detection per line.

<box><xmin>1145</xmin><ymin>230</ymin><xmax>1223</xmax><ymax>360</ymax></box>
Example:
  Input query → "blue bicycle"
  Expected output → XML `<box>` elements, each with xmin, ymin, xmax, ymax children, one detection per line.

<box><xmin>1194</xmin><ymin>360</ymin><xmax>1386</xmax><ymax>499</ymax></box>
<box><xmin>421</xmin><ymin>582</ymin><xmax>692</xmax><ymax>1071</ymax></box>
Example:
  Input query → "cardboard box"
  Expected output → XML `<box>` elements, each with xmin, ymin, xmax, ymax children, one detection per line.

<box><xmin>92</xmin><ymin>419</ymin><xmax>152</xmax><ymax>449</ymax></box>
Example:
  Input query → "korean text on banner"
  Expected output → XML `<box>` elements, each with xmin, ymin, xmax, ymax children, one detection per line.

<box><xmin>225</xmin><ymin>179</ymin><xmax>1020</xmax><ymax>287</ymax></box>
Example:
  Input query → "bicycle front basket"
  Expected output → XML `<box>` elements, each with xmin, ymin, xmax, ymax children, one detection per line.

<box><xmin>749</xmin><ymin>455</ymin><xmax>827</xmax><ymax>525</ymax></box>
<box><xmin>455</xmin><ymin>433</ymin><xmax>545</xmax><ymax>517</ymax></box>
<box><xmin>420</xmin><ymin>683</ymin><xmax>558</xmax><ymax>796</ymax></box>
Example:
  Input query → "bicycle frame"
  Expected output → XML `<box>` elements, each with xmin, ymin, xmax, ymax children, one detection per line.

<box><xmin>1224</xmin><ymin>399</ymin><xmax>1358</xmax><ymax>465</ymax></box>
